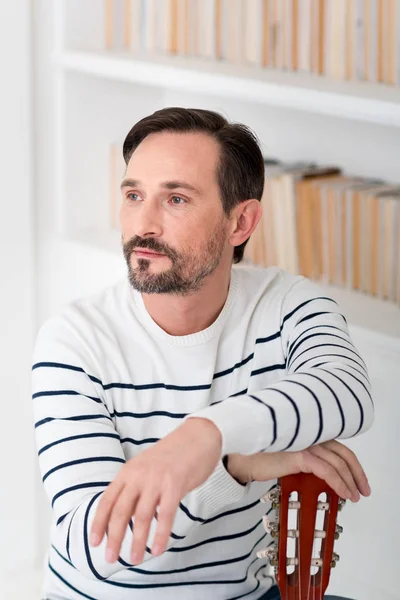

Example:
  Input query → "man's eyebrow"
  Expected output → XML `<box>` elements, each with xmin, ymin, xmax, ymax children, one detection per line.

<box><xmin>120</xmin><ymin>178</ymin><xmax>202</xmax><ymax>195</ymax></box>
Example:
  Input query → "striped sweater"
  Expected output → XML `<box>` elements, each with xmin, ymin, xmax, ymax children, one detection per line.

<box><xmin>32</xmin><ymin>265</ymin><xmax>374</xmax><ymax>600</ymax></box>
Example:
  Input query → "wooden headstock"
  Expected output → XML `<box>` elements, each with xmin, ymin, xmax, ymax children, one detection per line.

<box><xmin>257</xmin><ymin>474</ymin><xmax>345</xmax><ymax>600</ymax></box>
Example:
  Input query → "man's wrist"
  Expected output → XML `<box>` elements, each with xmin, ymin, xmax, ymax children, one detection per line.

<box><xmin>183</xmin><ymin>417</ymin><xmax>223</xmax><ymax>454</ymax></box>
<box><xmin>222</xmin><ymin>454</ymin><xmax>247</xmax><ymax>486</ymax></box>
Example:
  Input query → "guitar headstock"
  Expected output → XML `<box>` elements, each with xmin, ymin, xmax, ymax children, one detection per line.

<box><xmin>257</xmin><ymin>474</ymin><xmax>345</xmax><ymax>600</ymax></box>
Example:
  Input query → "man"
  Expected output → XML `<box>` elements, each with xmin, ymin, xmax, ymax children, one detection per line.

<box><xmin>32</xmin><ymin>107</ymin><xmax>373</xmax><ymax>600</ymax></box>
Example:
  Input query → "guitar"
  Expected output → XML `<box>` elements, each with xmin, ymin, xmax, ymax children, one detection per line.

<box><xmin>257</xmin><ymin>473</ymin><xmax>346</xmax><ymax>600</ymax></box>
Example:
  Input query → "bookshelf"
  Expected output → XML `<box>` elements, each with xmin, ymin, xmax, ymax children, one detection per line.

<box><xmin>52</xmin><ymin>0</ymin><xmax>400</xmax><ymax>343</ymax></box>
<box><xmin>54</xmin><ymin>49</ymin><xmax>400</xmax><ymax>128</ymax></box>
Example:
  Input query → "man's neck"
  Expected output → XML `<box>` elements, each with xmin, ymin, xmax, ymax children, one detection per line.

<box><xmin>141</xmin><ymin>264</ymin><xmax>232</xmax><ymax>337</ymax></box>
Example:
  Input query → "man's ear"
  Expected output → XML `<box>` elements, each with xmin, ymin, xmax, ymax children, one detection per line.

<box><xmin>228</xmin><ymin>199</ymin><xmax>262</xmax><ymax>249</ymax></box>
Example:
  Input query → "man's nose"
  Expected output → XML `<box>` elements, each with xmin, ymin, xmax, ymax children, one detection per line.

<box><xmin>135</xmin><ymin>200</ymin><xmax>163</xmax><ymax>238</ymax></box>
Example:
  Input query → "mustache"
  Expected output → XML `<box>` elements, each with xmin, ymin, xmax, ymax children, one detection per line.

<box><xmin>123</xmin><ymin>236</ymin><xmax>178</xmax><ymax>261</ymax></box>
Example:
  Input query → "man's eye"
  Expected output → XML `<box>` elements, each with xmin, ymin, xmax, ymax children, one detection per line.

<box><xmin>170</xmin><ymin>196</ymin><xmax>186</xmax><ymax>205</ymax></box>
<box><xmin>127</xmin><ymin>193</ymin><xmax>139</xmax><ymax>201</ymax></box>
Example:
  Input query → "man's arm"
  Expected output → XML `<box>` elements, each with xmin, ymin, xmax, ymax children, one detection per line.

<box><xmin>186</xmin><ymin>276</ymin><xmax>374</xmax><ymax>456</ymax></box>
<box><xmin>32</xmin><ymin>313</ymin><xmax>248</xmax><ymax>580</ymax></box>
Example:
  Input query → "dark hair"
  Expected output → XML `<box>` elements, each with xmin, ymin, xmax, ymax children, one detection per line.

<box><xmin>123</xmin><ymin>107</ymin><xmax>265</xmax><ymax>263</ymax></box>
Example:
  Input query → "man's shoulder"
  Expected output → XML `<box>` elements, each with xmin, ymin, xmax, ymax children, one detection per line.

<box><xmin>233</xmin><ymin>264</ymin><xmax>304</xmax><ymax>298</ymax></box>
<box><xmin>233</xmin><ymin>264</ymin><xmax>334</xmax><ymax>319</ymax></box>
<box><xmin>36</xmin><ymin>278</ymin><xmax>129</xmax><ymax>344</ymax></box>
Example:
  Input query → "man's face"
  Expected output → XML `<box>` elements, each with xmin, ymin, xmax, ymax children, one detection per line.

<box><xmin>120</xmin><ymin>131</ymin><xmax>232</xmax><ymax>295</ymax></box>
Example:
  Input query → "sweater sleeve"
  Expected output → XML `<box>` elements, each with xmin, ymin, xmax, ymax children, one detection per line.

<box><xmin>187</xmin><ymin>276</ymin><xmax>374</xmax><ymax>456</ymax></box>
<box><xmin>32</xmin><ymin>313</ymin><xmax>248</xmax><ymax>581</ymax></box>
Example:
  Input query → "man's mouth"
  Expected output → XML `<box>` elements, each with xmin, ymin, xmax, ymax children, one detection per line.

<box><xmin>134</xmin><ymin>249</ymin><xmax>166</xmax><ymax>258</ymax></box>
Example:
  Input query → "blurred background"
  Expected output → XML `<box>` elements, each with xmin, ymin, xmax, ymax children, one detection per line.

<box><xmin>1</xmin><ymin>1</ymin><xmax>399</xmax><ymax>598</ymax></box>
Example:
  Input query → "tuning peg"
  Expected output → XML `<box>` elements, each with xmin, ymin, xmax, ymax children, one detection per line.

<box><xmin>334</xmin><ymin>524</ymin><xmax>343</xmax><ymax>540</ymax></box>
<box><xmin>331</xmin><ymin>552</ymin><xmax>340</xmax><ymax>568</ymax></box>
<box><xmin>262</xmin><ymin>515</ymin><xmax>279</xmax><ymax>537</ymax></box>
<box><xmin>260</xmin><ymin>486</ymin><xmax>281</xmax><ymax>504</ymax></box>
<box><xmin>256</xmin><ymin>544</ymin><xmax>278</xmax><ymax>563</ymax></box>
<box><xmin>338</xmin><ymin>498</ymin><xmax>346</xmax><ymax>511</ymax></box>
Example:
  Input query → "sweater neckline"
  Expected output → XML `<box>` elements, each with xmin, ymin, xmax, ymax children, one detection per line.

<box><xmin>128</xmin><ymin>268</ymin><xmax>238</xmax><ymax>347</ymax></box>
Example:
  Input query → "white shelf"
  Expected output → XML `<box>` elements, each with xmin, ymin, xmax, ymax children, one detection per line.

<box><xmin>53</xmin><ymin>49</ymin><xmax>400</xmax><ymax>128</ymax></box>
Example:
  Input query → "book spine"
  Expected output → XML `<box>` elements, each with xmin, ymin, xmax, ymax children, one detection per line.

<box><xmin>355</xmin><ymin>0</ymin><xmax>366</xmax><ymax>80</ymax></box>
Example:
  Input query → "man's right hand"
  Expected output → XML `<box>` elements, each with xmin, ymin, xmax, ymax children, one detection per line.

<box><xmin>226</xmin><ymin>440</ymin><xmax>371</xmax><ymax>502</ymax></box>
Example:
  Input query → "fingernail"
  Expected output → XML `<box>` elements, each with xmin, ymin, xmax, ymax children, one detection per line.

<box><xmin>106</xmin><ymin>548</ymin><xmax>116</xmax><ymax>563</ymax></box>
<box><xmin>90</xmin><ymin>533</ymin><xmax>100</xmax><ymax>546</ymax></box>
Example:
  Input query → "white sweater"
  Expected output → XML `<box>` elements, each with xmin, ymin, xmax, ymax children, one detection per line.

<box><xmin>32</xmin><ymin>265</ymin><xmax>374</xmax><ymax>600</ymax></box>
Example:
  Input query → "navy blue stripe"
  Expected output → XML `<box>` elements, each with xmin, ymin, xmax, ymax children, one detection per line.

<box><xmin>38</xmin><ymin>432</ymin><xmax>120</xmax><ymax>456</ymax></box>
<box><xmin>283</xmin><ymin>379</ymin><xmax>323</xmax><ymax>445</ymax></box>
<box><xmin>319</xmin><ymin>368</ymin><xmax>365</xmax><ymax>434</ymax></box>
<box><xmin>293</xmin><ymin>352</ymin><xmax>368</xmax><ymax>373</ymax></box>
<box><xmin>104</xmin><ymin>381</ymin><xmax>210</xmax><ymax>392</ymax></box>
<box><xmin>66</xmin><ymin>505</ymin><xmax>80</xmax><ymax>563</ymax></box>
<box><xmin>281</xmin><ymin>297</ymin><xmax>338</xmax><ymax>327</ymax></box>
<box><xmin>286</xmin><ymin>323</ymin><xmax>350</xmax><ymax>353</ymax></box>
<box><xmin>178</xmin><ymin>501</ymin><xmax>205</xmax><ymax>523</ymax></box>
<box><xmin>57</xmin><ymin>512</ymin><xmax>68</xmax><ymax>526</ymax></box>
<box><xmin>121</xmin><ymin>436</ymin><xmax>160</xmax><ymax>445</ymax></box>
<box><xmin>256</xmin><ymin>330</ymin><xmax>281</xmax><ymax>344</ymax></box>
<box><xmin>335</xmin><ymin>367</ymin><xmax>373</xmax><ymax>405</ymax></box>
<box><xmin>32</xmin><ymin>389</ymin><xmax>103</xmax><ymax>403</ymax></box>
<box><xmin>49</xmin><ymin>554</ymin><xmax>263</xmax><ymax>590</ymax></box>
<box><xmin>249</xmin><ymin>395</ymin><xmax>277</xmax><ymax>445</ymax></box>
<box><xmin>32</xmin><ymin>361</ymin><xmax>102</xmax><ymax>386</ymax></box>
<box><xmin>110</xmin><ymin>409</ymin><xmax>187</xmax><ymax>419</ymax></box>
<box><xmin>251</xmin><ymin>363</ymin><xmax>286</xmax><ymax>376</ymax></box>
<box><xmin>35</xmin><ymin>414</ymin><xmax>113</xmax><ymax>429</ymax></box>
<box><xmin>48</xmin><ymin>560</ymin><xmax>97</xmax><ymax>599</ymax></box>
<box><xmin>287</xmin><ymin>331</ymin><xmax>355</xmax><ymax>365</ymax></box>
<box><xmin>227</xmin><ymin>563</ymin><xmax>273</xmax><ymax>600</ymax></box>
<box><xmin>230</xmin><ymin>387</ymin><xmax>248</xmax><ymax>397</ymax></box>
<box><xmin>289</xmin><ymin>342</ymin><xmax>367</xmax><ymax>372</ymax></box>
<box><xmin>296</xmin><ymin>311</ymin><xmax>347</xmax><ymax>327</ymax></box>
<box><xmin>267</xmin><ymin>387</ymin><xmax>301</xmax><ymax>450</ymax></box>
<box><xmin>312</xmin><ymin>361</ymin><xmax>369</xmax><ymax>384</ymax></box>
<box><xmin>121</xmin><ymin>532</ymin><xmax>268</xmax><ymax>576</ymax></box>
<box><xmin>168</xmin><ymin>519</ymin><xmax>263</xmax><ymax>553</ymax></box>
<box><xmin>43</xmin><ymin>456</ymin><xmax>125</xmax><ymax>483</ymax></box>
<box><xmin>52</xmin><ymin>482</ymin><xmax>110</xmax><ymax>508</ymax></box>
<box><xmin>299</xmin><ymin>371</ymin><xmax>345</xmax><ymax>437</ymax></box>
<box><xmin>51</xmin><ymin>544</ymin><xmax>266</xmax><ymax>592</ymax></box>
<box><xmin>213</xmin><ymin>353</ymin><xmax>254</xmax><ymax>379</ymax></box>
<box><xmin>205</xmin><ymin>497</ymin><xmax>265</xmax><ymax>525</ymax></box>
<box><xmin>83</xmin><ymin>492</ymin><xmax>106</xmax><ymax>580</ymax></box>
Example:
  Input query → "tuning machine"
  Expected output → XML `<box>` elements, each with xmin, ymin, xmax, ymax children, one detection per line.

<box><xmin>331</xmin><ymin>552</ymin><xmax>340</xmax><ymax>568</ymax></box>
<box><xmin>334</xmin><ymin>524</ymin><xmax>343</xmax><ymax>540</ymax></box>
<box><xmin>257</xmin><ymin>543</ymin><xmax>278</xmax><ymax>566</ymax></box>
<box><xmin>338</xmin><ymin>498</ymin><xmax>347</xmax><ymax>511</ymax></box>
<box><xmin>260</xmin><ymin>486</ymin><xmax>281</xmax><ymax>510</ymax></box>
<box><xmin>262</xmin><ymin>515</ymin><xmax>279</xmax><ymax>538</ymax></box>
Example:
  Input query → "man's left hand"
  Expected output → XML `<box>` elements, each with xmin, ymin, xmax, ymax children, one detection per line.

<box><xmin>89</xmin><ymin>417</ymin><xmax>222</xmax><ymax>565</ymax></box>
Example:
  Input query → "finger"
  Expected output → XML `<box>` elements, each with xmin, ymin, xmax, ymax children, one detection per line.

<box><xmin>152</xmin><ymin>493</ymin><xmax>180</xmax><ymax>556</ymax></box>
<box><xmin>90</xmin><ymin>480</ymin><xmax>124</xmax><ymax>547</ymax></box>
<box><xmin>131</xmin><ymin>493</ymin><xmax>159</xmax><ymax>565</ymax></box>
<box><xmin>323</xmin><ymin>440</ymin><xmax>371</xmax><ymax>496</ymax></box>
<box><xmin>308</xmin><ymin>444</ymin><xmax>359</xmax><ymax>502</ymax></box>
<box><xmin>300</xmin><ymin>450</ymin><xmax>352</xmax><ymax>500</ymax></box>
<box><xmin>105</xmin><ymin>486</ymin><xmax>139</xmax><ymax>563</ymax></box>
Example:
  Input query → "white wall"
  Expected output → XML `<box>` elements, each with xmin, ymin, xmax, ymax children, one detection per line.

<box><xmin>0</xmin><ymin>0</ymin><xmax>38</xmax><ymax>581</ymax></box>
<box><xmin>31</xmin><ymin>2</ymin><xmax>400</xmax><ymax>599</ymax></box>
